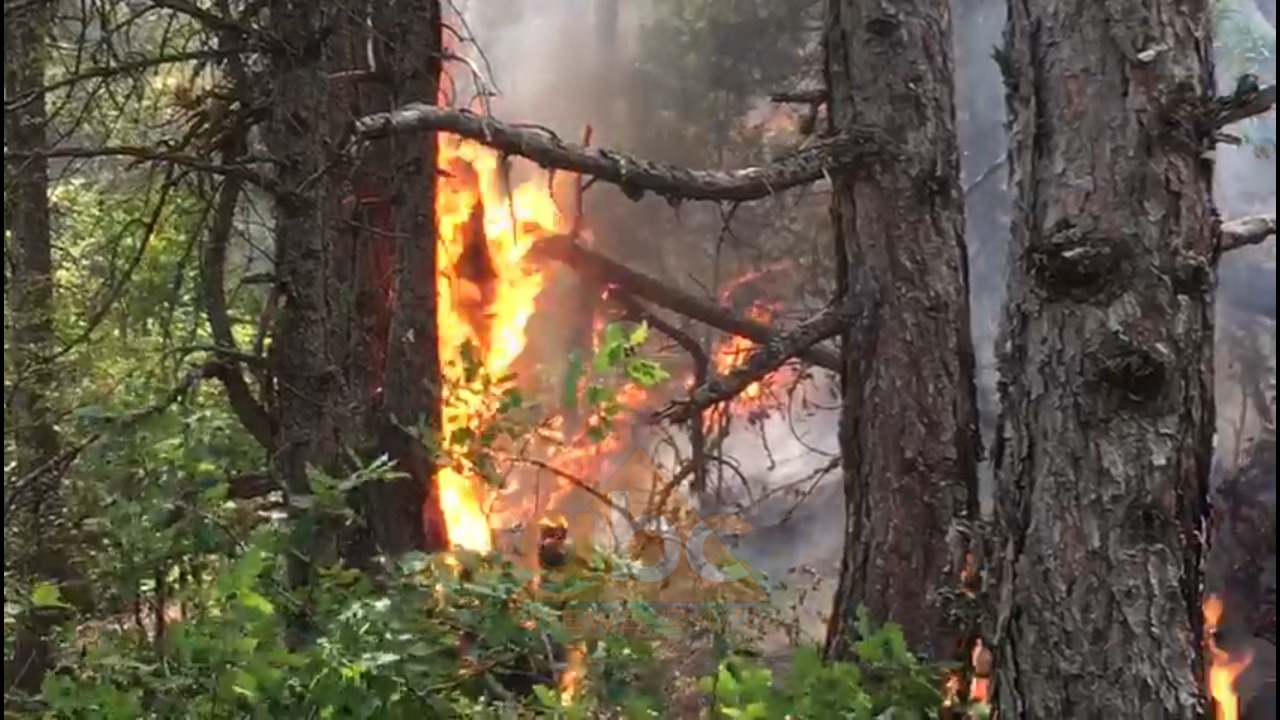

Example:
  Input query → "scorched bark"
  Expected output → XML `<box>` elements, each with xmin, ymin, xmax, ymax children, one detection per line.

<box><xmin>822</xmin><ymin>0</ymin><xmax>981</xmax><ymax>665</ymax></box>
<box><xmin>988</xmin><ymin>0</ymin><xmax>1217</xmax><ymax>716</ymax></box>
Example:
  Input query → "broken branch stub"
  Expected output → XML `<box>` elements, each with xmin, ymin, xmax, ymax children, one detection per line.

<box><xmin>352</xmin><ymin>104</ymin><xmax>884</xmax><ymax>202</ymax></box>
<box><xmin>1219</xmin><ymin>214</ymin><xmax>1277</xmax><ymax>254</ymax></box>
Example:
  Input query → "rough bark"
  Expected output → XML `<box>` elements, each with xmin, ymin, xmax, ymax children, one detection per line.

<box><xmin>263</xmin><ymin>0</ymin><xmax>346</xmax><ymax>641</ymax></box>
<box><xmin>821</xmin><ymin>0</ymin><xmax>981</xmax><ymax>665</ymax></box>
<box><xmin>354</xmin><ymin>105</ymin><xmax>885</xmax><ymax>202</ymax></box>
<box><xmin>3</xmin><ymin>0</ymin><xmax>74</xmax><ymax>695</ymax></box>
<box><xmin>339</xmin><ymin>0</ymin><xmax>449</xmax><ymax>564</ymax></box>
<box><xmin>988</xmin><ymin>0</ymin><xmax>1217</xmax><ymax>716</ymax></box>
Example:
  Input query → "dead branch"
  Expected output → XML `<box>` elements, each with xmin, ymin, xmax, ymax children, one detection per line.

<box><xmin>509</xmin><ymin>456</ymin><xmax>634</xmax><ymax>524</ymax></box>
<box><xmin>2</xmin><ymin>145</ymin><xmax>277</xmax><ymax>190</ymax></box>
<box><xmin>769</xmin><ymin>89</ymin><xmax>827</xmax><ymax>104</ymax></box>
<box><xmin>352</xmin><ymin>105</ymin><xmax>884</xmax><ymax>202</ymax></box>
<box><xmin>1214</xmin><ymin>83</ymin><xmax>1277</xmax><ymax>129</ymax></box>
<box><xmin>653</xmin><ymin>281</ymin><xmax>880</xmax><ymax>426</ymax></box>
<box><xmin>200</xmin><ymin>134</ymin><xmax>273</xmax><ymax>450</ymax></box>
<box><xmin>533</xmin><ymin>236</ymin><xmax>842</xmax><ymax>371</ymax></box>
<box><xmin>4</xmin><ymin>50</ymin><xmax>236</xmax><ymax>113</ymax></box>
<box><xmin>1220</xmin><ymin>214</ymin><xmax>1277</xmax><ymax>254</ymax></box>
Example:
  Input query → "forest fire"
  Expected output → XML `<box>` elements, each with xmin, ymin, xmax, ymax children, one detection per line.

<box><xmin>430</xmin><ymin>135</ymin><xmax>805</xmax><ymax>553</ymax></box>
<box><xmin>433</xmin><ymin>132</ymin><xmax>567</xmax><ymax>553</ymax></box>
<box><xmin>713</xmin><ymin>302</ymin><xmax>777</xmax><ymax>406</ymax></box>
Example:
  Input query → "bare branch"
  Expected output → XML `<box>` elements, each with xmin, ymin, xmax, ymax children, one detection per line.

<box><xmin>769</xmin><ymin>88</ymin><xmax>827</xmax><ymax>104</ymax></box>
<box><xmin>353</xmin><ymin>105</ymin><xmax>885</xmax><ymax>202</ymax></box>
<box><xmin>4</xmin><ymin>50</ymin><xmax>234</xmax><ymax>113</ymax></box>
<box><xmin>1219</xmin><ymin>214</ymin><xmax>1277</xmax><ymax>254</ymax></box>
<box><xmin>200</xmin><ymin>175</ymin><xmax>274</xmax><ymax>450</ymax></box>
<box><xmin>533</xmin><ymin>236</ymin><xmax>842</xmax><ymax>371</ymax></box>
<box><xmin>653</xmin><ymin>278</ymin><xmax>880</xmax><ymax>425</ymax></box>
<box><xmin>1214</xmin><ymin>83</ymin><xmax>1277</xmax><ymax>129</ymax></box>
<box><xmin>3</xmin><ymin>145</ymin><xmax>277</xmax><ymax>190</ymax></box>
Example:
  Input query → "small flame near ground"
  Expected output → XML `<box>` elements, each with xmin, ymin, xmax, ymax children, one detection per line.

<box><xmin>1204</xmin><ymin>594</ymin><xmax>1254</xmax><ymax>720</ymax></box>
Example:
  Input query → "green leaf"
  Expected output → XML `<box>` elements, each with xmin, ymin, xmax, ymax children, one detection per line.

<box><xmin>625</xmin><ymin>358</ymin><xmax>670</xmax><ymax>387</ymax></box>
<box><xmin>449</xmin><ymin>426</ymin><xmax>476</xmax><ymax>447</ymax></box>
<box><xmin>629</xmin><ymin>321</ymin><xmax>650</xmax><ymax>347</ymax></box>
<box><xmin>31</xmin><ymin>582</ymin><xmax>70</xmax><ymax>609</ymax></box>
<box><xmin>238</xmin><ymin>589</ymin><xmax>275</xmax><ymax>616</ymax></box>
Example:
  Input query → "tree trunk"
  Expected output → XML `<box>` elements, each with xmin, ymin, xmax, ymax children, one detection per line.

<box><xmin>332</xmin><ymin>0</ymin><xmax>449</xmax><ymax>568</ymax></box>
<box><xmin>263</xmin><ymin>0</ymin><xmax>347</xmax><ymax>642</ymax></box>
<box><xmin>822</xmin><ymin>0</ymin><xmax>981</xmax><ymax>665</ymax></box>
<box><xmin>370</xmin><ymin>0</ymin><xmax>449</xmax><ymax>557</ymax></box>
<box><xmin>3</xmin><ymin>0</ymin><xmax>72</xmax><ymax>696</ymax></box>
<box><xmin>263</xmin><ymin>0</ymin><xmax>451</xmax><ymax>596</ymax></box>
<box><xmin>988</xmin><ymin>0</ymin><xmax>1217</xmax><ymax>716</ymax></box>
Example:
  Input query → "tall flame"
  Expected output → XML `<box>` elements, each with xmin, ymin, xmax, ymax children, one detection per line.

<box><xmin>434</xmin><ymin>133</ymin><xmax>567</xmax><ymax>552</ymax></box>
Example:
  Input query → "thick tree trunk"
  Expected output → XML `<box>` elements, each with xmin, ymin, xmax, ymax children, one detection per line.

<box><xmin>822</xmin><ymin>0</ymin><xmax>981</xmax><ymax>664</ymax></box>
<box><xmin>3</xmin><ymin>1</ymin><xmax>72</xmax><ymax>696</ymax></box>
<box><xmin>338</xmin><ymin>0</ymin><xmax>450</xmax><ymax>564</ymax></box>
<box><xmin>264</xmin><ymin>0</ymin><xmax>449</xmax><ymax>588</ymax></box>
<box><xmin>263</xmin><ymin>0</ymin><xmax>347</xmax><ymax>642</ymax></box>
<box><xmin>988</xmin><ymin>0</ymin><xmax>1217</xmax><ymax>716</ymax></box>
<box><xmin>372</xmin><ymin>0</ymin><xmax>448</xmax><ymax>556</ymax></box>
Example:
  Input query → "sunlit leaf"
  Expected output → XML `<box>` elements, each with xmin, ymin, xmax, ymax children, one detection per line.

<box><xmin>31</xmin><ymin>582</ymin><xmax>70</xmax><ymax>609</ymax></box>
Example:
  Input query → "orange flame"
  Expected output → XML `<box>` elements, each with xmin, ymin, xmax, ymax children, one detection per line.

<box><xmin>560</xmin><ymin>641</ymin><xmax>588</xmax><ymax>703</ymax></box>
<box><xmin>1203</xmin><ymin>594</ymin><xmax>1254</xmax><ymax>720</ymax></box>
<box><xmin>433</xmin><ymin>132</ymin><xmax>567</xmax><ymax>553</ymax></box>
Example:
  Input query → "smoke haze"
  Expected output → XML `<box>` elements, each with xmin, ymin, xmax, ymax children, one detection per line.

<box><xmin>457</xmin><ymin>0</ymin><xmax>1277</xmax><ymax>651</ymax></box>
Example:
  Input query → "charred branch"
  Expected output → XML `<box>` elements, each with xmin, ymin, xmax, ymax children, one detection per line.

<box><xmin>1214</xmin><ymin>81</ymin><xmax>1277</xmax><ymax>129</ymax></box>
<box><xmin>1220</xmin><ymin>214</ymin><xmax>1277</xmax><ymax>254</ymax></box>
<box><xmin>769</xmin><ymin>88</ymin><xmax>828</xmax><ymax>104</ymax></box>
<box><xmin>533</xmin><ymin>236</ymin><xmax>842</xmax><ymax>372</ymax></box>
<box><xmin>654</xmin><ymin>275</ymin><xmax>880</xmax><ymax>426</ymax></box>
<box><xmin>353</xmin><ymin>105</ymin><xmax>884</xmax><ymax>202</ymax></box>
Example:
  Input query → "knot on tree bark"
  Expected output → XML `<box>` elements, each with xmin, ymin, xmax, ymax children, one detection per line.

<box><xmin>1028</xmin><ymin>226</ymin><xmax>1136</xmax><ymax>304</ymax></box>
<box><xmin>1092</xmin><ymin>339</ymin><xmax>1171</xmax><ymax>409</ymax></box>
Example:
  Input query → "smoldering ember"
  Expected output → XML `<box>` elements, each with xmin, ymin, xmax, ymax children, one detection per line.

<box><xmin>3</xmin><ymin>1</ymin><xmax>1276</xmax><ymax>718</ymax></box>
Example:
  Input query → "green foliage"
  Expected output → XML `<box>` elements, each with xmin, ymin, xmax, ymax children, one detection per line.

<box><xmin>561</xmin><ymin>321</ymin><xmax>672</xmax><ymax>443</ymax></box>
<box><xmin>16</xmin><ymin>499</ymin><xmax>669</xmax><ymax>719</ymax></box>
<box><xmin>699</xmin><ymin>609</ymin><xmax>951</xmax><ymax>720</ymax></box>
<box><xmin>5</xmin><ymin>4</ymin><xmax>949</xmax><ymax>718</ymax></box>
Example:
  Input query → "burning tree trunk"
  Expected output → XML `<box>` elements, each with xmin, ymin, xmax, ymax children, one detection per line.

<box><xmin>262</xmin><ymin>0</ymin><xmax>448</xmax><ymax>634</ymax></box>
<box><xmin>822</xmin><ymin>0</ymin><xmax>981</xmax><ymax>665</ymax></box>
<box><xmin>341</xmin><ymin>0</ymin><xmax>451</xmax><ymax>563</ymax></box>
<box><xmin>986</xmin><ymin>0</ymin><xmax>1218</xmax><ymax>715</ymax></box>
<box><xmin>4</xmin><ymin>0</ymin><xmax>76</xmax><ymax>694</ymax></box>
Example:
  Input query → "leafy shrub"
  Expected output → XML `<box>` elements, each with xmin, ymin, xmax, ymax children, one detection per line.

<box><xmin>699</xmin><ymin>607</ymin><xmax>950</xmax><ymax>720</ymax></box>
